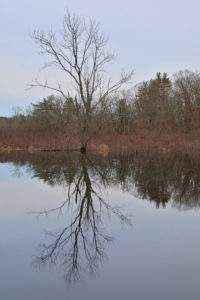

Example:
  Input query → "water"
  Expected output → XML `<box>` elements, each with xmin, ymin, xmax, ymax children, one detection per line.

<box><xmin>1</xmin><ymin>152</ymin><xmax>200</xmax><ymax>300</ymax></box>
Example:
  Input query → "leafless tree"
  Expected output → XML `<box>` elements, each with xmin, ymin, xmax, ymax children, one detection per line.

<box><xmin>30</xmin><ymin>9</ymin><xmax>133</xmax><ymax>151</ymax></box>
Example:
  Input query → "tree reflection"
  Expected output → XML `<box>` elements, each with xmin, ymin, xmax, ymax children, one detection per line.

<box><xmin>32</xmin><ymin>154</ymin><xmax>131</xmax><ymax>284</ymax></box>
<box><xmin>3</xmin><ymin>150</ymin><xmax>200</xmax><ymax>211</ymax></box>
<box><xmin>131</xmin><ymin>155</ymin><xmax>173</xmax><ymax>208</ymax></box>
<box><xmin>2</xmin><ymin>150</ymin><xmax>200</xmax><ymax>283</ymax></box>
<box><xmin>131</xmin><ymin>153</ymin><xmax>200</xmax><ymax>210</ymax></box>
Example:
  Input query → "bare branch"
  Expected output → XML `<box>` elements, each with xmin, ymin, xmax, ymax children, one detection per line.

<box><xmin>31</xmin><ymin>9</ymin><xmax>133</xmax><ymax>149</ymax></box>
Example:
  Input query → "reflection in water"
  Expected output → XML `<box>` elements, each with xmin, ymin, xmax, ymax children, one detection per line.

<box><xmin>31</xmin><ymin>154</ymin><xmax>132</xmax><ymax>284</ymax></box>
<box><xmin>2</xmin><ymin>151</ymin><xmax>200</xmax><ymax>284</ymax></box>
<box><xmin>131</xmin><ymin>153</ymin><xmax>200</xmax><ymax>210</ymax></box>
<box><xmin>3</xmin><ymin>151</ymin><xmax>200</xmax><ymax>211</ymax></box>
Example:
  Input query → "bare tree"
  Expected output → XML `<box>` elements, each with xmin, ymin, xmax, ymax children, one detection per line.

<box><xmin>30</xmin><ymin>10</ymin><xmax>133</xmax><ymax>151</ymax></box>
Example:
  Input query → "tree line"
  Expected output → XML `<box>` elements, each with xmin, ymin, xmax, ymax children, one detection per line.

<box><xmin>1</xmin><ymin>69</ymin><xmax>200</xmax><ymax>137</ymax></box>
<box><xmin>2</xmin><ymin>9</ymin><xmax>200</xmax><ymax>151</ymax></box>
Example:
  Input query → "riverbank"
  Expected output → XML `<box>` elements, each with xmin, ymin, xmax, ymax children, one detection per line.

<box><xmin>1</xmin><ymin>132</ymin><xmax>200</xmax><ymax>156</ymax></box>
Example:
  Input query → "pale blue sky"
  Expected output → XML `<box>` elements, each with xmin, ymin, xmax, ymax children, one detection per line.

<box><xmin>1</xmin><ymin>0</ymin><xmax>200</xmax><ymax>116</ymax></box>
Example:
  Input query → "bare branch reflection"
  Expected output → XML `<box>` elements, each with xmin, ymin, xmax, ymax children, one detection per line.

<box><xmin>2</xmin><ymin>151</ymin><xmax>200</xmax><ymax>283</ymax></box>
<box><xmin>33</xmin><ymin>154</ymin><xmax>132</xmax><ymax>285</ymax></box>
<box><xmin>3</xmin><ymin>150</ymin><xmax>200</xmax><ymax>211</ymax></box>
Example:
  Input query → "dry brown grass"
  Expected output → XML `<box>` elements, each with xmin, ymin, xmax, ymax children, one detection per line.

<box><xmin>0</xmin><ymin>131</ymin><xmax>200</xmax><ymax>155</ymax></box>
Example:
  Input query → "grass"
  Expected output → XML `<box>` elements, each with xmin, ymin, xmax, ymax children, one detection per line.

<box><xmin>0</xmin><ymin>131</ymin><xmax>200</xmax><ymax>155</ymax></box>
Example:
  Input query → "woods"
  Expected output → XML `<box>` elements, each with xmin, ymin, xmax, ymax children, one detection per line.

<box><xmin>1</xmin><ymin>70</ymin><xmax>200</xmax><ymax>150</ymax></box>
<box><xmin>1</xmin><ymin>10</ymin><xmax>200</xmax><ymax>152</ymax></box>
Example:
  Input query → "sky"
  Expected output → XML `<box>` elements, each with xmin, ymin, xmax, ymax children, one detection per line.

<box><xmin>1</xmin><ymin>0</ymin><xmax>200</xmax><ymax>116</ymax></box>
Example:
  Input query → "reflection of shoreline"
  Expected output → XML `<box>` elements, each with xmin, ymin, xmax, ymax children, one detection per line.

<box><xmin>3</xmin><ymin>151</ymin><xmax>200</xmax><ymax>284</ymax></box>
<box><xmin>2</xmin><ymin>151</ymin><xmax>200</xmax><ymax>210</ymax></box>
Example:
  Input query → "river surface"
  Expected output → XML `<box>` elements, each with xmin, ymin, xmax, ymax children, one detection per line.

<box><xmin>1</xmin><ymin>152</ymin><xmax>200</xmax><ymax>300</ymax></box>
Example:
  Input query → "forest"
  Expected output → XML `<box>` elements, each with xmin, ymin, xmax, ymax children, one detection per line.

<box><xmin>1</xmin><ymin>70</ymin><xmax>200</xmax><ymax>153</ymax></box>
<box><xmin>2</xmin><ymin>11</ymin><xmax>200</xmax><ymax>154</ymax></box>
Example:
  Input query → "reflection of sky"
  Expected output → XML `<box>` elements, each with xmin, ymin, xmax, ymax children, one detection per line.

<box><xmin>0</xmin><ymin>162</ymin><xmax>31</xmax><ymax>182</ymax></box>
<box><xmin>1</xmin><ymin>162</ymin><xmax>200</xmax><ymax>300</ymax></box>
<box><xmin>0</xmin><ymin>163</ymin><xmax>18</xmax><ymax>181</ymax></box>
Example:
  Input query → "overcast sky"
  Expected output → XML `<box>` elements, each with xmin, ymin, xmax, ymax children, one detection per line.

<box><xmin>1</xmin><ymin>0</ymin><xmax>200</xmax><ymax>116</ymax></box>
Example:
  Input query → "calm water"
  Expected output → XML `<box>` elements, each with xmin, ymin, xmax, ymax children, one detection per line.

<box><xmin>1</xmin><ymin>152</ymin><xmax>200</xmax><ymax>300</ymax></box>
